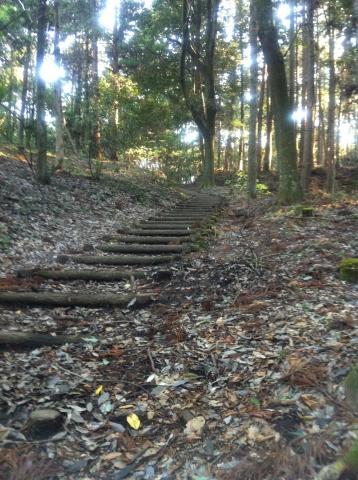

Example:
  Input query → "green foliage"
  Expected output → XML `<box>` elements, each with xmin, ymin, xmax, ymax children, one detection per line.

<box><xmin>224</xmin><ymin>171</ymin><xmax>248</xmax><ymax>188</ymax></box>
<box><xmin>0</xmin><ymin>222</ymin><xmax>11</xmax><ymax>251</ymax></box>
<box><xmin>344</xmin><ymin>364</ymin><xmax>358</xmax><ymax>410</ymax></box>
<box><xmin>340</xmin><ymin>258</ymin><xmax>358</xmax><ymax>283</ymax></box>
<box><xmin>343</xmin><ymin>438</ymin><xmax>358</xmax><ymax>471</ymax></box>
<box><xmin>224</xmin><ymin>171</ymin><xmax>270</xmax><ymax>195</ymax></box>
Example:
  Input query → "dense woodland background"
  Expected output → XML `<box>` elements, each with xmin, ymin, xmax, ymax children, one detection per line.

<box><xmin>0</xmin><ymin>0</ymin><xmax>357</xmax><ymax>202</ymax></box>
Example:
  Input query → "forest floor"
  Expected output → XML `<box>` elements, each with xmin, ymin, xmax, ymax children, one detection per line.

<box><xmin>0</xmin><ymin>152</ymin><xmax>358</xmax><ymax>480</ymax></box>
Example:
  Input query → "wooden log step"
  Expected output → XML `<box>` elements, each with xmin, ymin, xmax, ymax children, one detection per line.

<box><xmin>122</xmin><ymin>229</ymin><xmax>193</xmax><ymax>237</ymax></box>
<box><xmin>0</xmin><ymin>330</ymin><xmax>82</xmax><ymax>347</ymax></box>
<box><xmin>59</xmin><ymin>254</ymin><xmax>179</xmax><ymax>265</ymax></box>
<box><xmin>98</xmin><ymin>244</ymin><xmax>188</xmax><ymax>254</ymax></box>
<box><xmin>173</xmin><ymin>207</ymin><xmax>216</xmax><ymax>211</ymax></box>
<box><xmin>17</xmin><ymin>268</ymin><xmax>146</xmax><ymax>281</ymax></box>
<box><xmin>138</xmin><ymin>223</ymin><xmax>201</xmax><ymax>230</ymax></box>
<box><xmin>0</xmin><ymin>292</ymin><xmax>155</xmax><ymax>308</ymax></box>
<box><xmin>150</xmin><ymin>218</ymin><xmax>213</xmax><ymax>223</ymax></box>
<box><xmin>149</xmin><ymin>216</ymin><xmax>209</xmax><ymax>221</ymax></box>
<box><xmin>102</xmin><ymin>235</ymin><xmax>192</xmax><ymax>244</ymax></box>
<box><xmin>170</xmin><ymin>210</ymin><xmax>216</xmax><ymax>215</ymax></box>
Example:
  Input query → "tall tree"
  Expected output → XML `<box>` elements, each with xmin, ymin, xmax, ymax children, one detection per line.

<box><xmin>180</xmin><ymin>0</ymin><xmax>220</xmax><ymax>186</ymax></box>
<box><xmin>35</xmin><ymin>0</ymin><xmax>50</xmax><ymax>183</ymax></box>
<box><xmin>326</xmin><ymin>3</ymin><xmax>336</xmax><ymax>192</ymax></box>
<box><xmin>247</xmin><ymin>0</ymin><xmax>258</xmax><ymax>198</ymax></box>
<box><xmin>301</xmin><ymin>0</ymin><xmax>315</xmax><ymax>191</ymax></box>
<box><xmin>54</xmin><ymin>0</ymin><xmax>65</xmax><ymax>169</ymax></box>
<box><xmin>89</xmin><ymin>0</ymin><xmax>101</xmax><ymax>165</ymax></box>
<box><xmin>256</xmin><ymin>64</ymin><xmax>265</xmax><ymax>172</ymax></box>
<box><xmin>256</xmin><ymin>0</ymin><xmax>302</xmax><ymax>203</ymax></box>
<box><xmin>18</xmin><ymin>37</ymin><xmax>31</xmax><ymax>152</ymax></box>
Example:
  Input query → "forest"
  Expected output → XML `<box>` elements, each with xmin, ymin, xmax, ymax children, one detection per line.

<box><xmin>0</xmin><ymin>0</ymin><xmax>357</xmax><ymax>200</ymax></box>
<box><xmin>0</xmin><ymin>1</ymin><xmax>358</xmax><ymax>480</ymax></box>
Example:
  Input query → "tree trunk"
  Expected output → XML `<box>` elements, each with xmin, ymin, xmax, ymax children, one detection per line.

<box><xmin>247</xmin><ymin>0</ymin><xmax>258</xmax><ymax>198</ymax></box>
<box><xmin>316</xmin><ymin>40</ymin><xmax>326</xmax><ymax>167</ymax></box>
<box><xmin>90</xmin><ymin>0</ymin><xmax>101</xmax><ymax>165</ymax></box>
<box><xmin>256</xmin><ymin>64</ymin><xmax>265</xmax><ymax>172</ymax></box>
<box><xmin>301</xmin><ymin>0</ymin><xmax>315</xmax><ymax>192</ymax></box>
<box><xmin>326</xmin><ymin>12</ymin><xmax>336</xmax><ymax>192</ymax></box>
<box><xmin>256</xmin><ymin>0</ymin><xmax>302</xmax><ymax>204</ymax></box>
<box><xmin>202</xmin><ymin>133</ymin><xmax>215</xmax><ymax>186</ymax></box>
<box><xmin>180</xmin><ymin>0</ymin><xmax>220</xmax><ymax>187</ymax></box>
<box><xmin>54</xmin><ymin>0</ymin><xmax>65</xmax><ymax>170</ymax></box>
<box><xmin>217</xmin><ymin>116</ymin><xmax>222</xmax><ymax>169</ymax></box>
<box><xmin>238</xmin><ymin>55</ymin><xmax>245</xmax><ymax>170</ymax></box>
<box><xmin>263</xmin><ymin>83</ymin><xmax>272</xmax><ymax>172</ymax></box>
<box><xmin>18</xmin><ymin>39</ymin><xmax>31</xmax><ymax>151</ymax></box>
<box><xmin>335</xmin><ymin>95</ymin><xmax>341</xmax><ymax>167</ymax></box>
<box><xmin>35</xmin><ymin>0</ymin><xmax>50</xmax><ymax>184</ymax></box>
<box><xmin>298</xmin><ymin>4</ymin><xmax>308</xmax><ymax>170</ymax></box>
<box><xmin>288</xmin><ymin>0</ymin><xmax>296</xmax><ymax>110</ymax></box>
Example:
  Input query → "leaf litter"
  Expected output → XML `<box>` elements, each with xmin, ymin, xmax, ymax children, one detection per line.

<box><xmin>0</xmin><ymin>163</ymin><xmax>357</xmax><ymax>479</ymax></box>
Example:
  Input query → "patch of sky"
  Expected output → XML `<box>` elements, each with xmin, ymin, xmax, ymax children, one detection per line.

<box><xmin>181</xmin><ymin>123</ymin><xmax>199</xmax><ymax>144</ymax></box>
<box><xmin>40</xmin><ymin>56</ymin><xmax>65</xmax><ymax>84</ymax></box>
<box><xmin>100</xmin><ymin>0</ymin><xmax>153</xmax><ymax>31</ymax></box>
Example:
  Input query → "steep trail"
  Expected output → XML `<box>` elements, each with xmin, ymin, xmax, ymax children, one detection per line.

<box><xmin>0</xmin><ymin>191</ymin><xmax>226</xmax><ymax>339</ymax></box>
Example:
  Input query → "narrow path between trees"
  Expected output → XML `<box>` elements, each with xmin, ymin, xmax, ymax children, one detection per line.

<box><xmin>0</xmin><ymin>191</ymin><xmax>225</xmax><ymax>336</ymax></box>
<box><xmin>0</xmin><ymin>191</ymin><xmax>357</xmax><ymax>480</ymax></box>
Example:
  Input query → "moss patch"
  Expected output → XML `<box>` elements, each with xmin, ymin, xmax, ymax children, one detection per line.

<box><xmin>343</xmin><ymin>438</ymin><xmax>358</xmax><ymax>471</ymax></box>
<box><xmin>302</xmin><ymin>206</ymin><xmax>314</xmax><ymax>217</ymax></box>
<box><xmin>339</xmin><ymin>258</ymin><xmax>358</xmax><ymax>283</ymax></box>
<box><xmin>344</xmin><ymin>364</ymin><xmax>358</xmax><ymax>411</ymax></box>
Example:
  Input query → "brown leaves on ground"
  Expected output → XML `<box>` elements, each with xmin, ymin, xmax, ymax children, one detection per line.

<box><xmin>0</xmin><ymin>448</ymin><xmax>58</xmax><ymax>480</ymax></box>
<box><xmin>0</xmin><ymin>276</ymin><xmax>44</xmax><ymax>291</ymax></box>
<box><xmin>282</xmin><ymin>352</ymin><xmax>327</xmax><ymax>387</ymax></box>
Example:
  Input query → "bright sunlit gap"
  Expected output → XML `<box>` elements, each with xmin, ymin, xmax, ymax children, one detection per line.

<box><xmin>100</xmin><ymin>0</ymin><xmax>153</xmax><ymax>31</ymax></box>
<box><xmin>339</xmin><ymin>121</ymin><xmax>357</xmax><ymax>147</ymax></box>
<box><xmin>291</xmin><ymin>108</ymin><xmax>307</xmax><ymax>123</ymax></box>
<box><xmin>40</xmin><ymin>56</ymin><xmax>65</xmax><ymax>84</ymax></box>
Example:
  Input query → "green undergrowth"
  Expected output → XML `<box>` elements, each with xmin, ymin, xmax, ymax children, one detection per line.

<box><xmin>340</xmin><ymin>258</ymin><xmax>358</xmax><ymax>283</ymax></box>
<box><xmin>224</xmin><ymin>171</ymin><xmax>271</xmax><ymax>195</ymax></box>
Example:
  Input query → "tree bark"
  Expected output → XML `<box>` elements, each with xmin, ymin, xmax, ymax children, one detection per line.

<box><xmin>263</xmin><ymin>83</ymin><xmax>272</xmax><ymax>172</ymax></box>
<box><xmin>18</xmin><ymin>39</ymin><xmax>31</xmax><ymax>151</ymax></box>
<box><xmin>54</xmin><ymin>0</ymin><xmax>65</xmax><ymax>170</ymax></box>
<box><xmin>326</xmin><ymin>10</ymin><xmax>336</xmax><ymax>192</ymax></box>
<box><xmin>35</xmin><ymin>0</ymin><xmax>50</xmax><ymax>184</ymax></box>
<box><xmin>90</xmin><ymin>0</ymin><xmax>101</xmax><ymax>165</ymax></box>
<box><xmin>247</xmin><ymin>0</ymin><xmax>258</xmax><ymax>198</ymax></box>
<box><xmin>316</xmin><ymin>35</ymin><xmax>326</xmax><ymax>167</ymax></box>
<box><xmin>288</xmin><ymin>0</ymin><xmax>296</xmax><ymax>110</ymax></box>
<box><xmin>256</xmin><ymin>0</ymin><xmax>302</xmax><ymax>203</ymax></box>
<box><xmin>301</xmin><ymin>0</ymin><xmax>315</xmax><ymax>192</ymax></box>
<box><xmin>256</xmin><ymin>64</ymin><xmax>265</xmax><ymax>172</ymax></box>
